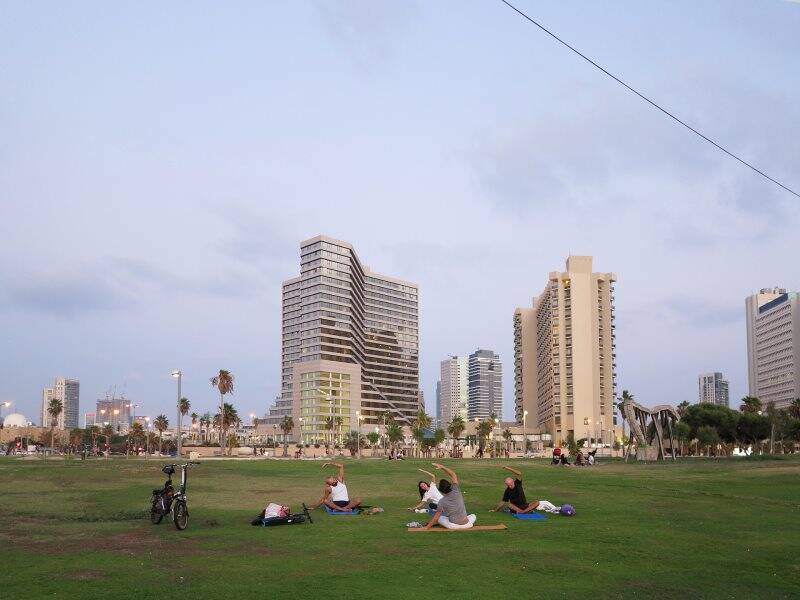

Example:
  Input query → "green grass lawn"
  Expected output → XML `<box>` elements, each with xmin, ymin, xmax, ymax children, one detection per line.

<box><xmin>1</xmin><ymin>456</ymin><xmax>799</xmax><ymax>599</ymax></box>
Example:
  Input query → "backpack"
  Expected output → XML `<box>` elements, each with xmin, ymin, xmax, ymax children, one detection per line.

<box><xmin>560</xmin><ymin>504</ymin><xmax>576</xmax><ymax>516</ymax></box>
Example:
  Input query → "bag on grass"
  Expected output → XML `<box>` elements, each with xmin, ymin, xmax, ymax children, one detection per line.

<box><xmin>264</xmin><ymin>503</ymin><xmax>290</xmax><ymax>518</ymax></box>
<box><xmin>560</xmin><ymin>504</ymin><xmax>576</xmax><ymax>516</ymax></box>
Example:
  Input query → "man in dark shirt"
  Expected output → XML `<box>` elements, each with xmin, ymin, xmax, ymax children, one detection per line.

<box><xmin>490</xmin><ymin>466</ymin><xmax>539</xmax><ymax>514</ymax></box>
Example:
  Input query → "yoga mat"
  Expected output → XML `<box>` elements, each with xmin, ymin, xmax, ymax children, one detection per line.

<box><xmin>407</xmin><ymin>524</ymin><xmax>507</xmax><ymax>532</ymax></box>
<box><xmin>324</xmin><ymin>506</ymin><xmax>360</xmax><ymax>515</ymax></box>
<box><xmin>512</xmin><ymin>512</ymin><xmax>547</xmax><ymax>520</ymax></box>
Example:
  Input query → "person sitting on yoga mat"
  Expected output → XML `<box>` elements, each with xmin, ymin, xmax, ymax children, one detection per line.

<box><xmin>424</xmin><ymin>463</ymin><xmax>477</xmax><ymax>530</ymax></box>
<box><xmin>489</xmin><ymin>466</ymin><xmax>539</xmax><ymax>514</ymax></box>
<box><xmin>311</xmin><ymin>462</ymin><xmax>362</xmax><ymax>512</ymax></box>
<box><xmin>408</xmin><ymin>468</ymin><xmax>443</xmax><ymax>512</ymax></box>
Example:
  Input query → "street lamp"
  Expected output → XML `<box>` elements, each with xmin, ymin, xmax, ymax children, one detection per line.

<box><xmin>171</xmin><ymin>370</ymin><xmax>182</xmax><ymax>458</ymax></box>
<box><xmin>356</xmin><ymin>411</ymin><xmax>363</xmax><ymax>459</ymax></box>
<box><xmin>145</xmin><ymin>417</ymin><xmax>151</xmax><ymax>459</ymax></box>
<box><xmin>584</xmin><ymin>417</ymin><xmax>591</xmax><ymax>449</ymax></box>
<box><xmin>315</xmin><ymin>387</ymin><xmax>335</xmax><ymax>453</ymax></box>
<box><xmin>523</xmin><ymin>410</ymin><xmax>528</xmax><ymax>457</ymax></box>
<box><xmin>0</xmin><ymin>401</ymin><xmax>11</xmax><ymax>419</ymax></box>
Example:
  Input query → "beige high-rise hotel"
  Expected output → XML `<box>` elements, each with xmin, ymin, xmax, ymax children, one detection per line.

<box><xmin>266</xmin><ymin>235</ymin><xmax>420</xmax><ymax>443</ymax></box>
<box><xmin>746</xmin><ymin>288</ymin><xmax>799</xmax><ymax>410</ymax></box>
<box><xmin>514</xmin><ymin>256</ymin><xmax>617</xmax><ymax>444</ymax></box>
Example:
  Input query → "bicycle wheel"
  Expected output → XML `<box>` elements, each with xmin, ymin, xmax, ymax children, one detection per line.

<box><xmin>150</xmin><ymin>499</ymin><xmax>164</xmax><ymax>525</ymax></box>
<box><xmin>173</xmin><ymin>501</ymin><xmax>188</xmax><ymax>530</ymax></box>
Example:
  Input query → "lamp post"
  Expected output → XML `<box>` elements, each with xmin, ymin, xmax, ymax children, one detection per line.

<box><xmin>126</xmin><ymin>403</ymin><xmax>139</xmax><ymax>458</ymax></box>
<box><xmin>583</xmin><ymin>417</ymin><xmax>591</xmax><ymax>449</ymax></box>
<box><xmin>145</xmin><ymin>417</ymin><xmax>151</xmax><ymax>459</ymax></box>
<box><xmin>0</xmin><ymin>401</ymin><xmax>11</xmax><ymax>419</ymax></box>
<box><xmin>523</xmin><ymin>410</ymin><xmax>528</xmax><ymax>457</ymax></box>
<box><xmin>314</xmin><ymin>387</ymin><xmax>335</xmax><ymax>453</ymax></box>
<box><xmin>356</xmin><ymin>411</ymin><xmax>362</xmax><ymax>459</ymax></box>
<box><xmin>171</xmin><ymin>370</ymin><xmax>182</xmax><ymax>458</ymax></box>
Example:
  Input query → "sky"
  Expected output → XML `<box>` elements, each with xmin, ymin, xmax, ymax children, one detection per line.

<box><xmin>1</xmin><ymin>0</ymin><xmax>798</xmax><ymax>426</ymax></box>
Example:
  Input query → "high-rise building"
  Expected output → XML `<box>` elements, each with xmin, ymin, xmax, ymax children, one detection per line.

<box><xmin>467</xmin><ymin>349</ymin><xmax>502</xmax><ymax>420</ymax></box>
<box><xmin>698</xmin><ymin>372</ymin><xmax>730</xmax><ymax>407</ymax></box>
<box><xmin>435</xmin><ymin>381</ymin><xmax>442</xmax><ymax>424</ymax></box>
<box><xmin>524</xmin><ymin>256</ymin><xmax>616</xmax><ymax>443</ymax></box>
<box><xmin>440</xmin><ymin>356</ymin><xmax>469</xmax><ymax>424</ymax></box>
<box><xmin>513</xmin><ymin>306</ymin><xmax>537</xmax><ymax>423</ymax></box>
<box><xmin>266</xmin><ymin>235</ymin><xmax>420</xmax><ymax>442</ymax></box>
<box><xmin>95</xmin><ymin>397</ymin><xmax>134</xmax><ymax>433</ymax></box>
<box><xmin>746</xmin><ymin>288</ymin><xmax>799</xmax><ymax>410</ymax></box>
<box><xmin>40</xmin><ymin>377</ymin><xmax>79</xmax><ymax>429</ymax></box>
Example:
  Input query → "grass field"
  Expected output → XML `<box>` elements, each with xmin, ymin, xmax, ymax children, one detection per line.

<box><xmin>1</xmin><ymin>456</ymin><xmax>799</xmax><ymax>599</ymax></box>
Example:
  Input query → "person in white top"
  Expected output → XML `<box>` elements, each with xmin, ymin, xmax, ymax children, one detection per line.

<box><xmin>408</xmin><ymin>468</ymin><xmax>444</xmax><ymax>513</ymax></box>
<box><xmin>311</xmin><ymin>462</ymin><xmax>363</xmax><ymax>512</ymax></box>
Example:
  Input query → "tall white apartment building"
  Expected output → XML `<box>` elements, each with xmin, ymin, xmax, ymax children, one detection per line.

<box><xmin>439</xmin><ymin>356</ymin><xmax>468</xmax><ymax>424</ymax></box>
<box><xmin>698</xmin><ymin>372</ymin><xmax>730</xmax><ymax>407</ymax></box>
<box><xmin>513</xmin><ymin>306</ymin><xmax>537</xmax><ymax>423</ymax></box>
<box><xmin>524</xmin><ymin>256</ymin><xmax>617</xmax><ymax>443</ymax></box>
<box><xmin>746</xmin><ymin>288</ymin><xmax>799</xmax><ymax>410</ymax></box>
<box><xmin>40</xmin><ymin>377</ymin><xmax>80</xmax><ymax>429</ymax></box>
<box><xmin>467</xmin><ymin>349</ymin><xmax>503</xmax><ymax>420</ymax></box>
<box><xmin>266</xmin><ymin>235</ymin><xmax>420</xmax><ymax>442</ymax></box>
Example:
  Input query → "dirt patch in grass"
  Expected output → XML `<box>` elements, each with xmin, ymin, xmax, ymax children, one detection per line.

<box><xmin>7</xmin><ymin>523</ymin><xmax>282</xmax><ymax>560</ymax></box>
<box><xmin>65</xmin><ymin>569</ymin><xmax>106</xmax><ymax>581</ymax></box>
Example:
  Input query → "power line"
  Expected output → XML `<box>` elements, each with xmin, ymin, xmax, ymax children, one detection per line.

<box><xmin>499</xmin><ymin>0</ymin><xmax>800</xmax><ymax>199</ymax></box>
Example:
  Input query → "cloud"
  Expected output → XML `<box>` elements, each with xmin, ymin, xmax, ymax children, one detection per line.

<box><xmin>312</xmin><ymin>0</ymin><xmax>420</xmax><ymax>75</ymax></box>
<box><xmin>1</xmin><ymin>271</ymin><xmax>134</xmax><ymax>317</ymax></box>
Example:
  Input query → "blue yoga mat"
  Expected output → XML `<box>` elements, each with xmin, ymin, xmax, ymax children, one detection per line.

<box><xmin>324</xmin><ymin>506</ymin><xmax>360</xmax><ymax>515</ymax></box>
<box><xmin>512</xmin><ymin>512</ymin><xmax>547</xmax><ymax>520</ymax></box>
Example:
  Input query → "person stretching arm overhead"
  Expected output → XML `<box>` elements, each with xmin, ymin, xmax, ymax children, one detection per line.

<box><xmin>490</xmin><ymin>466</ymin><xmax>540</xmax><ymax>514</ymax></box>
<box><xmin>425</xmin><ymin>463</ymin><xmax>476</xmax><ymax>529</ymax></box>
<box><xmin>311</xmin><ymin>462</ymin><xmax>362</xmax><ymax>512</ymax></box>
<box><xmin>408</xmin><ymin>469</ymin><xmax>443</xmax><ymax>511</ymax></box>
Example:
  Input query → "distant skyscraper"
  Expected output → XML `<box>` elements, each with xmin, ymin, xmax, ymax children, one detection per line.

<box><xmin>440</xmin><ymin>356</ymin><xmax>469</xmax><ymax>424</ymax></box>
<box><xmin>95</xmin><ymin>397</ymin><xmax>133</xmax><ymax>433</ymax></box>
<box><xmin>468</xmin><ymin>349</ymin><xmax>502</xmax><ymax>420</ymax></box>
<box><xmin>265</xmin><ymin>235</ymin><xmax>420</xmax><ymax>442</ymax></box>
<box><xmin>698</xmin><ymin>372</ymin><xmax>730</xmax><ymax>407</ymax></box>
<box><xmin>435</xmin><ymin>381</ymin><xmax>442</xmax><ymax>423</ymax></box>
<box><xmin>746</xmin><ymin>288</ymin><xmax>799</xmax><ymax>410</ymax></box>
<box><xmin>40</xmin><ymin>377</ymin><xmax>79</xmax><ymax>429</ymax></box>
<box><xmin>523</xmin><ymin>256</ymin><xmax>617</xmax><ymax>443</ymax></box>
<box><xmin>513</xmin><ymin>306</ymin><xmax>537</xmax><ymax>423</ymax></box>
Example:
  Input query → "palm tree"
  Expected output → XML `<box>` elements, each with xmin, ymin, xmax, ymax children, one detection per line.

<box><xmin>69</xmin><ymin>428</ymin><xmax>84</xmax><ymax>456</ymax></box>
<box><xmin>216</xmin><ymin>403</ymin><xmax>240</xmax><ymax>456</ymax></box>
<box><xmin>447</xmin><ymin>416</ymin><xmax>466</xmax><ymax>455</ymax></box>
<box><xmin>676</xmin><ymin>400</ymin><xmax>691</xmax><ymax>418</ymax></box>
<box><xmin>386</xmin><ymin>422</ymin><xmax>404</xmax><ymax>454</ymax></box>
<box><xmin>210</xmin><ymin>370</ymin><xmax>235</xmax><ymax>454</ymax></box>
<box><xmin>46</xmin><ymin>398</ymin><xmax>63</xmax><ymax>456</ymax></box>
<box><xmin>88</xmin><ymin>425</ymin><xmax>100</xmax><ymax>453</ymax></box>
<box><xmin>787</xmin><ymin>398</ymin><xmax>800</xmax><ymax>420</ymax></box>
<box><xmin>366</xmin><ymin>430</ymin><xmax>380</xmax><ymax>454</ymax></box>
<box><xmin>177</xmin><ymin>396</ymin><xmax>190</xmax><ymax>442</ymax></box>
<box><xmin>190</xmin><ymin>412</ymin><xmax>198</xmax><ymax>441</ymax></box>
<box><xmin>740</xmin><ymin>396</ymin><xmax>762</xmax><ymax>414</ymax></box>
<box><xmin>475</xmin><ymin>418</ymin><xmax>495</xmax><ymax>458</ymax></box>
<box><xmin>154</xmin><ymin>415</ymin><xmax>169</xmax><ymax>454</ymax></box>
<box><xmin>323</xmin><ymin>416</ymin><xmax>335</xmax><ymax>454</ymax></box>
<box><xmin>502</xmin><ymin>428</ymin><xmax>513</xmax><ymax>456</ymax></box>
<box><xmin>616</xmin><ymin>390</ymin><xmax>635</xmax><ymax>460</ymax></box>
<box><xmin>334</xmin><ymin>416</ymin><xmax>344</xmax><ymax>448</ymax></box>
<box><xmin>411</xmin><ymin>409</ymin><xmax>432</xmax><ymax>457</ymax></box>
<box><xmin>200</xmin><ymin>412</ymin><xmax>212</xmax><ymax>443</ymax></box>
<box><xmin>280</xmin><ymin>416</ymin><xmax>294</xmax><ymax>457</ymax></box>
<box><xmin>130</xmin><ymin>422</ymin><xmax>144</xmax><ymax>455</ymax></box>
<box><xmin>433</xmin><ymin>428</ymin><xmax>446</xmax><ymax>457</ymax></box>
<box><xmin>102</xmin><ymin>424</ymin><xmax>114</xmax><ymax>458</ymax></box>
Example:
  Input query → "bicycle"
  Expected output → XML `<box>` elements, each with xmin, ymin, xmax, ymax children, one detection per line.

<box><xmin>150</xmin><ymin>461</ymin><xmax>200</xmax><ymax>530</ymax></box>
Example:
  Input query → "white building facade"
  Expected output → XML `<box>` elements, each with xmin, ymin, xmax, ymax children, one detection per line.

<box><xmin>746</xmin><ymin>288</ymin><xmax>799</xmax><ymax>410</ymax></box>
<box><xmin>439</xmin><ymin>356</ymin><xmax>468</xmax><ymax>424</ymax></box>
